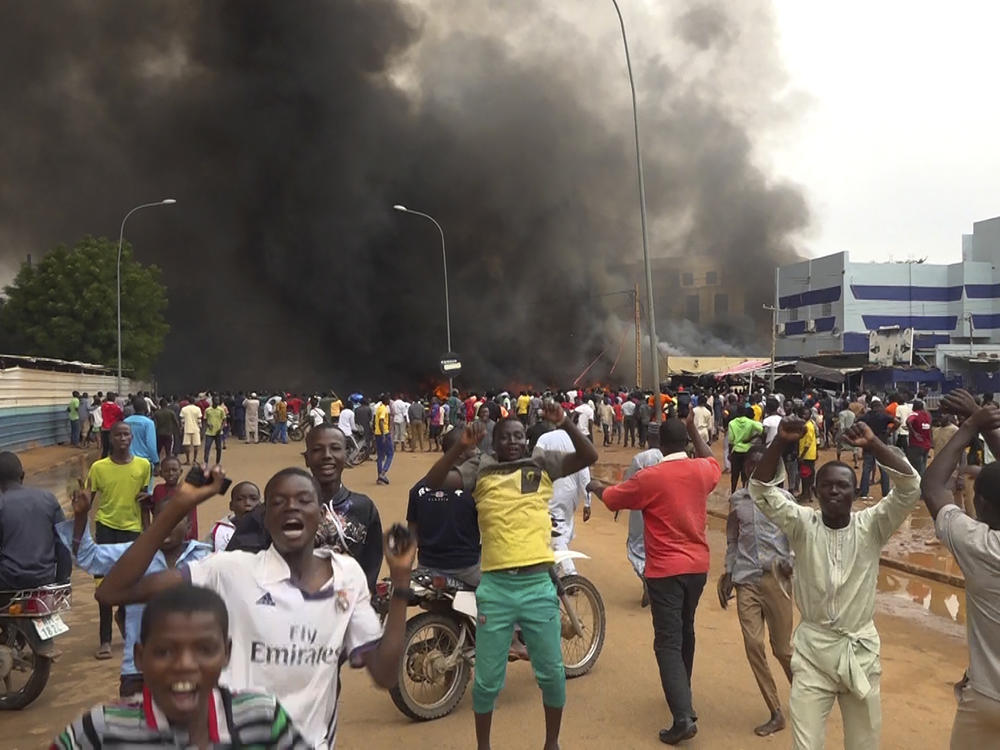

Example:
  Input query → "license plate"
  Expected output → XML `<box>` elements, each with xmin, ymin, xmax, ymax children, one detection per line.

<box><xmin>33</xmin><ymin>614</ymin><xmax>69</xmax><ymax>640</ymax></box>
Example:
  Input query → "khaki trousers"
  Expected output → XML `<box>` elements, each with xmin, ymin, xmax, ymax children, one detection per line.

<box><xmin>736</xmin><ymin>572</ymin><xmax>794</xmax><ymax>714</ymax></box>
<box><xmin>951</xmin><ymin>678</ymin><xmax>1000</xmax><ymax>748</ymax></box>
<box><xmin>409</xmin><ymin>421</ymin><xmax>427</xmax><ymax>451</ymax></box>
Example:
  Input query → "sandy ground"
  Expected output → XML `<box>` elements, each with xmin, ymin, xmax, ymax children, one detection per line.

<box><xmin>5</xmin><ymin>439</ymin><xmax>971</xmax><ymax>749</ymax></box>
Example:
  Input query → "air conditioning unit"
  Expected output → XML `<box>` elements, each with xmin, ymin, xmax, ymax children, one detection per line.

<box><xmin>805</xmin><ymin>320</ymin><xmax>817</xmax><ymax>333</ymax></box>
<box><xmin>777</xmin><ymin>323</ymin><xmax>786</xmax><ymax>335</ymax></box>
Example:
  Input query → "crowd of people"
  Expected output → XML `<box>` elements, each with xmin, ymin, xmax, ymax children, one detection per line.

<box><xmin>0</xmin><ymin>379</ymin><xmax>996</xmax><ymax>748</ymax></box>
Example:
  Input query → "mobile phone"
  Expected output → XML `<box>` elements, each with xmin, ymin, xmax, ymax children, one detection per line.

<box><xmin>386</xmin><ymin>523</ymin><xmax>412</xmax><ymax>554</ymax></box>
<box><xmin>184</xmin><ymin>465</ymin><xmax>232</xmax><ymax>495</ymax></box>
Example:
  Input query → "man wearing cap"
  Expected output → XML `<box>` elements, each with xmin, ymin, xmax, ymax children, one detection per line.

<box><xmin>243</xmin><ymin>392</ymin><xmax>260</xmax><ymax>444</ymax></box>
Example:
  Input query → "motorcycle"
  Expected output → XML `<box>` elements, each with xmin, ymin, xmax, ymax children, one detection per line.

<box><xmin>288</xmin><ymin>413</ymin><xmax>304</xmax><ymax>442</ymax></box>
<box><xmin>346</xmin><ymin>431</ymin><xmax>373</xmax><ymax>467</ymax></box>
<box><xmin>373</xmin><ymin>550</ymin><xmax>605</xmax><ymax>721</ymax></box>
<box><xmin>0</xmin><ymin>583</ymin><xmax>72</xmax><ymax>710</ymax></box>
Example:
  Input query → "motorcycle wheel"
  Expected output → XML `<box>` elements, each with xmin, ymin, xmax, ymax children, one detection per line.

<box><xmin>289</xmin><ymin>426</ymin><xmax>304</xmax><ymax>442</ymax></box>
<box><xmin>0</xmin><ymin>623</ymin><xmax>51</xmax><ymax>710</ymax></box>
<box><xmin>389</xmin><ymin>613</ymin><xmax>471</xmax><ymax>721</ymax></box>
<box><xmin>559</xmin><ymin>574</ymin><xmax>606</xmax><ymax>678</ymax></box>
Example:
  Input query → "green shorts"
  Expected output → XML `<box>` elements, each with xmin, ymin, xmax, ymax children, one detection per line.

<box><xmin>472</xmin><ymin>569</ymin><xmax>566</xmax><ymax>713</ymax></box>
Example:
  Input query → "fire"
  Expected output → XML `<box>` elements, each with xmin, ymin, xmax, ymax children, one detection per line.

<box><xmin>420</xmin><ymin>380</ymin><xmax>451</xmax><ymax>400</ymax></box>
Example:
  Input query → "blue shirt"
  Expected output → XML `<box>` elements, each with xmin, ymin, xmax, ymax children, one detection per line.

<box><xmin>56</xmin><ymin>521</ymin><xmax>211</xmax><ymax>675</ymax></box>
<box><xmin>406</xmin><ymin>481</ymin><xmax>480</xmax><ymax>570</ymax></box>
<box><xmin>124</xmin><ymin>415</ymin><xmax>159</xmax><ymax>491</ymax></box>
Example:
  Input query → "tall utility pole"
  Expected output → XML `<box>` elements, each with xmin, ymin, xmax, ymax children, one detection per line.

<box><xmin>634</xmin><ymin>283</ymin><xmax>641</xmax><ymax>388</ymax></box>
<box><xmin>763</xmin><ymin>303</ymin><xmax>778</xmax><ymax>390</ymax></box>
<box><xmin>612</xmin><ymin>0</ymin><xmax>660</xmax><ymax>418</ymax></box>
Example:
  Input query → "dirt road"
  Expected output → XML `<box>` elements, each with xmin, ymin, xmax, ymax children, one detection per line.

<box><xmin>6</xmin><ymin>440</ymin><xmax>969</xmax><ymax>749</ymax></box>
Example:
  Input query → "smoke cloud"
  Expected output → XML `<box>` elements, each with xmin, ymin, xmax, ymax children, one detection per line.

<box><xmin>0</xmin><ymin>0</ymin><xmax>807</xmax><ymax>392</ymax></box>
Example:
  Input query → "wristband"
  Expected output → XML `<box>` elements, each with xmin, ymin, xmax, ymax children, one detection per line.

<box><xmin>391</xmin><ymin>587</ymin><xmax>413</xmax><ymax>601</ymax></box>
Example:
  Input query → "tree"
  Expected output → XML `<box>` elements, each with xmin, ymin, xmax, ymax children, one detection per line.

<box><xmin>0</xmin><ymin>235</ymin><xmax>169</xmax><ymax>376</ymax></box>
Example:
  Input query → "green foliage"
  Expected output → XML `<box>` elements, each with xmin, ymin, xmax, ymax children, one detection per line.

<box><xmin>0</xmin><ymin>235</ymin><xmax>169</xmax><ymax>376</ymax></box>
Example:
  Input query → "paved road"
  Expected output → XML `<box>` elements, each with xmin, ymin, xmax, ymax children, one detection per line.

<box><xmin>6</xmin><ymin>440</ymin><xmax>969</xmax><ymax>749</ymax></box>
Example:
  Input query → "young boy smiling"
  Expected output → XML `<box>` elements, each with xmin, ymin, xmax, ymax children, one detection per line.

<box><xmin>51</xmin><ymin>584</ymin><xmax>310</xmax><ymax>749</ymax></box>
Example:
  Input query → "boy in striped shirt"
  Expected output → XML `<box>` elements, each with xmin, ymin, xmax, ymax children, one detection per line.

<box><xmin>51</xmin><ymin>585</ymin><xmax>310</xmax><ymax>749</ymax></box>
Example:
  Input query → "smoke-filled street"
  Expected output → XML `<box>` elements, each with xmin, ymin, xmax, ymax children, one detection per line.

<box><xmin>3</xmin><ymin>2</ymin><xmax>1000</xmax><ymax>748</ymax></box>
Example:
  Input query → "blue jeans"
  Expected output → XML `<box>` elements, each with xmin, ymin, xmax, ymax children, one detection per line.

<box><xmin>271</xmin><ymin>422</ymin><xmax>287</xmax><ymax>443</ymax></box>
<box><xmin>69</xmin><ymin>418</ymin><xmax>80</xmax><ymax>446</ymax></box>
<box><xmin>859</xmin><ymin>452</ymin><xmax>889</xmax><ymax>497</ymax></box>
<box><xmin>376</xmin><ymin>434</ymin><xmax>394</xmax><ymax>477</ymax></box>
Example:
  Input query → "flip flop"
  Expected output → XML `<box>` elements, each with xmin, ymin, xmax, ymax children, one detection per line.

<box><xmin>95</xmin><ymin>643</ymin><xmax>112</xmax><ymax>660</ymax></box>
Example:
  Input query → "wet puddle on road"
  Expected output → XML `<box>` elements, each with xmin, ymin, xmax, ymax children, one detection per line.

<box><xmin>593</xmin><ymin>460</ymin><xmax>967</xmax><ymax>627</ymax></box>
<box><xmin>26</xmin><ymin>456</ymin><xmax>89</xmax><ymax>507</ymax></box>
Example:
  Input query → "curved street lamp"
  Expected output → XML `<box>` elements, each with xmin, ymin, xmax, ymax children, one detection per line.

<box><xmin>117</xmin><ymin>199</ymin><xmax>176</xmax><ymax>393</ymax></box>
<box><xmin>610</xmin><ymin>0</ymin><xmax>661</xmax><ymax>419</ymax></box>
<box><xmin>393</xmin><ymin>204</ymin><xmax>455</xmax><ymax>391</ymax></box>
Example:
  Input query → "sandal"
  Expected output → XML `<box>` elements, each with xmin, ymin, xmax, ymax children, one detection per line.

<box><xmin>95</xmin><ymin>643</ymin><xmax>112</xmax><ymax>660</ymax></box>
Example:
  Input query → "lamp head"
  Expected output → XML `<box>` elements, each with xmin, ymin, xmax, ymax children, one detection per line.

<box><xmin>392</xmin><ymin>204</ymin><xmax>407</xmax><ymax>212</ymax></box>
<box><xmin>161</xmin><ymin>199</ymin><xmax>177</xmax><ymax>205</ymax></box>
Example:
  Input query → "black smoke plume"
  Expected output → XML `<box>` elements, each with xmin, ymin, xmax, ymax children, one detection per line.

<box><xmin>0</xmin><ymin>1</ymin><xmax>808</xmax><ymax>392</ymax></box>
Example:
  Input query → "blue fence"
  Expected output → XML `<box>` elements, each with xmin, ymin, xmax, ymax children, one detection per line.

<box><xmin>0</xmin><ymin>404</ymin><xmax>72</xmax><ymax>452</ymax></box>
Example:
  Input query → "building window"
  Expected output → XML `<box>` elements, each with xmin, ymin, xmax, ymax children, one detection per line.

<box><xmin>714</xmin><ymin>293</ymin><xmax>728</xmax><ymax>316</ymax></box>
<box><xmin>668</xmin><ymin>271</ymin><xmax>679</xmax><ymax>287</ymax></box>
<box><xmin>789</xmin><ymin>307</ymin><xmax>799</xmax><ymax>322</ymax></box>
<box><xmin>681</xmin><ymin>272</ymin><xmax>694</xmax><ymax>287</ymax></box>
<box><xmin>685</xmin><ymin>294</ymin><xmax>700</xmax><ymax>323</ymax></box>
<box><xmin>705</xmin><ymin>271</ymin><xmax>718</xmax><ymax>285</ymax></box>
<box><xmin>822</xmin><ymin>302</ymin><xmax>832</xmax><ymax>316</ymax></box>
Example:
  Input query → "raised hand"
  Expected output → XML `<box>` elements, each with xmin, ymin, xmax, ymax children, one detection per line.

<box><xmin>941</xmin><ymin>388</ymin><xmax>979</xmax><ymax>419</ymax></box>
<box><xmin>843</xmin><ymin>421</ymin><xmax>877</xmax><ymax>450</ymax></box>
<box><xmin>776</xmin><ymin>416</ymin><xmax>807</xmax><ymax>444</ymax></box>
<box><xmin>383</xmin><ymin>527</ymin><xmax>416</xmax><ymax>579</ymax></box>
<box><xmin>71</xmin><ymin>479</ymin><xmax>92</xmax><ymax>517</ymax></box>
<box><xmin>968</xmin><ymin>404</ymin><xmax>1000</xmax><ymax>432</ymax></box>
<box><xmin>541</xmin><ymin>401</ymin><xmax>567</xmax><ymax>425</ymax></box>
<box><xmin>172</xmin><ymin>464</ymin><xmax>227</xmax><ymax>508</ymax></box>
<box><xmin>460</xmin><ymin>421</ymin><xmax>485</xmax><ymax>448</ymax></box>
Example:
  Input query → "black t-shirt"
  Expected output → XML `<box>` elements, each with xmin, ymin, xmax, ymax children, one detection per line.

<box><xmin>859</xmin><ymin>410</ymin><xmax>894</xmax><ymax>450</ymax></box>
<box><xmin>406</xmin><ymin>481</ymin><xmax>480</xmax><ymax>571</ymax></box>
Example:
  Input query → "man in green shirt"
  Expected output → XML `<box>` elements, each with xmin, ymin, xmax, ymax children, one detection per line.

<box><xmin>68</xmin><ymin>390</ymin><xmax>81</xmax><ymax>447</ymax></box>
<box><xmin>83</xmin><ymin>420</ymin><xmax>151</xmax><ymax>659</ymax></box>
<box><xmin>203</xmin><ymin>396</ymin><xmax>226</xmax><ymax>464</ymax></box>
<box><xmin>728</xmin><ymin>406</ymin><xmax>764</xmax><ymax>493</ymax></box>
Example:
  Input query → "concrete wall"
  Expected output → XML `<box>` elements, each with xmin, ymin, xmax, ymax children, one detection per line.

<box><xmin>0</xmin><ymin>367</ymin><xmax>149</xmax><ymax>452</ymax></box>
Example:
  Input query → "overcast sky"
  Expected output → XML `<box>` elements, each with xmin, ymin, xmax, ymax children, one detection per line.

<box><xmin>770</xmin><ymin>0</ymin><xmax>1000</xmax><ymax>264</ymax></box>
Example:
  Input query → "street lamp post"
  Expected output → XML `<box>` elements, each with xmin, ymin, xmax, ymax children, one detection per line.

<box><xmin>611</xmin><ymin>0</ymin><xmax>661</xmax><ymax>421</ymax></box>
<box><xmin>393</xmin><ymin>204</ymin><xmax>455</xmax><ymax>392</ymax></box>
<box><xmin>117</xmin><ymin>199</ymin><xmax>176</xmax><ymax>394</ymax></box>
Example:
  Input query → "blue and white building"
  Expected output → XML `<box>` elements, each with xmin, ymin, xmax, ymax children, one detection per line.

<box><xmin>776</xmin><ymin>216</ymin><xmax>1000</xmax><ymax>373</ymax></box>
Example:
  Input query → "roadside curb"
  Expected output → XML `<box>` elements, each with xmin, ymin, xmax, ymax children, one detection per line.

<box><xmin>705</xmin><ymin>508</ymin><xmax>965</xmax><ymax>590</ymax></box>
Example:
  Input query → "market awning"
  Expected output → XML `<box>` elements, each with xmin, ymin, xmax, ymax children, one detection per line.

<box><xmin>795</xmin><ymin>360</ymin><xmax>853</xmax><ymax>384</ymax></box>
<box><xmin>713</xmin><ymin>358</ymin><xmax>772</xmax><ymax>378</ymax></box>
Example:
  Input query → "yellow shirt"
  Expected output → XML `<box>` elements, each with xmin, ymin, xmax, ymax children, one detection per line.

<box><xmin>88</xmin><ymin>456</ymin><xmax>151</xmax><ymax>532</ymax></box>
<box><xmin>458</xmin><ymin>450</ymin><xmax>566</xmax><ymax>571</ymax></box>
<box><xmin>330</xmin><ymin>399</ymin><xmax>343</xmax><ymax>418</ymax></box>
<box><xmin>799</xmin><ymin>420</ymin><xmax>818</xmax><ymax>461</ymax></box>
<box><xmin>751</xmin><ymin>404</ymin><xmax>763</xmax><ymax>422</ymax></box>
<box><xmin>374</xmin><ymin>403</ymin><xmax>391</xmax><ymax>435</ymax></box>
<box><xmin>516</xmin><ymin>394</ymin><xmax>531</xmax><ymax>415</ymax></box>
